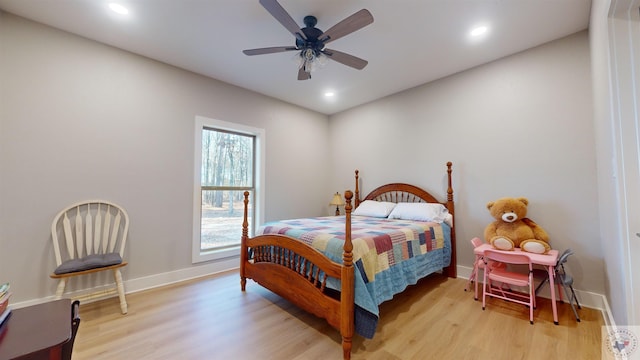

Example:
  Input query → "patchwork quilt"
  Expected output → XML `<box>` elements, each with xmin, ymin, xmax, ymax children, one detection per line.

<box><xmin>256</xmin><ymin>215</ymin><xmax>452</xmax><ymax>338</ymax></box>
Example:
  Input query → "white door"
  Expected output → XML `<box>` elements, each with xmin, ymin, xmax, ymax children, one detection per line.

<box><xmin>629</xmin><ymin>8</ymin><xmax>640</xmax><ymax>327</ymax></box>
<box><xmin>611</xmin><ymin>7</ymin><xmax>640</xmax><ymax>326</ymax></box>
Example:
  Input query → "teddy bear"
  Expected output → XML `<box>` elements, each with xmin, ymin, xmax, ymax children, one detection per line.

<box><xmin>484</xmin><ymin>197</ymin><xmax>551</xmax><ymax>254</ymax></box>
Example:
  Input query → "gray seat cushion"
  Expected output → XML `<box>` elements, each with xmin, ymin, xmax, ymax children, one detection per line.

<box><xmin>54</xmin><ymin>253</ymin><xmax>123</xmax><ymax>275</ymax></box>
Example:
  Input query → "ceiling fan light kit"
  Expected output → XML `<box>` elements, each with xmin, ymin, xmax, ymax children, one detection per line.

<box><xmin>294</xmin><ymin>47</ymin><xmax>328</xmax><ymax>74</ymax></box>
<box><xmin>243</xmin><ymin>0</ymin><xmax>374</xmax><ymax>80</ymax></box>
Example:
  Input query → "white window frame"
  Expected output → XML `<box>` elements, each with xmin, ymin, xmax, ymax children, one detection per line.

<box><xmin>192</xmin><ymin>115</ymin><xmax>265</xmax><ymax>263</ymax></box>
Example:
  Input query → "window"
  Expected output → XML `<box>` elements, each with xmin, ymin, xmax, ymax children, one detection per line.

<box><xmin>193</xmin><ymin>116</ymin><xmax>264</xmax><ymax>263</ymax></box>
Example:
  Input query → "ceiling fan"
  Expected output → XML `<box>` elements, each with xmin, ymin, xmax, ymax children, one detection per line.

<box><xmin>243</xmin><ymin>0</ymin><xmax>374</xmax><ymax>80</ymax></box>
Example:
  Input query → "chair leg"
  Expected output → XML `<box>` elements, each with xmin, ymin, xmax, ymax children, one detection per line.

<box><xmin>466</xmin><ymin>266</ymin><xmax>476</xmax><ymax>292</ymax></box>
<box><xmin>534</xmin><ymin>277</ymin><xmax>548</xmax><ymax>295</ymax></box>
<box><xmin>532</xmin><ymin>283</ymin><xmax>537</xmax><ymax>309</ymax></box>
<box><xmin>474</xmin><ymin>266</ymin><xmax>480</xmax><ymax>301</ymax></box>
<box><xmin>529</xmin><ymin>283</ymin><xmax>534</xmax><ymax>324</ymax></box>
<box><xmin>569</xmin><ymin>284</ymin><xmax>582</xmax><ymax>309</ymax></box>
<box><xmin>564</xmin><ymin>284</ymin><xmax>581</xmax><ymax>322</ymax></box>
<box><xmin>467</xmin><ymin>259</ymin><xmax>481</xmax><ymax>300</ymax></box>
<box><xmin>482</xmin><ymin>272</ymin><xmax>490</xmax><ymax>311</ymax></box>
<box><xmin>556</xmin><ymin>282</ymin><xmax>564</xmax><ymax>302</ymax></box>
<box><xmin>113</xmin><ymin>269</ymin><xmax>128</xmax><ymax>314</ymax></box>
<box><xmin>55</xmin><ymin>278</ymin><xmax>67</xmax><ymax>299</ymax></box>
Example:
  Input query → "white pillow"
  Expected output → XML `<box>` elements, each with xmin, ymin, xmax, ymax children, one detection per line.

<box><xmin>352</xmin><ymin>200</ymin><xmax>397</xmax><ymax>218</ymax></box>
<box><xmin>387</xmin><ymin>202</ymin><xmax>449</xmax><ymax>223</ymax></box>
<box><xmin>444</xmin><ymin>213</ymin><xmax>454</xmax><ymax>227</ymax></box>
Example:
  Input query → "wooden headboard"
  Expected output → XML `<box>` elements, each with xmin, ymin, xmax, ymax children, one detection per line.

<box><xmin>352</xmin><ymin>161</ymin><xmax>456</xmax><ymax>278</ymax></box>
<box><xmin>353</xmin><ymin>162</ymin><xmax>454</xmax><ymax>218</ymax></box>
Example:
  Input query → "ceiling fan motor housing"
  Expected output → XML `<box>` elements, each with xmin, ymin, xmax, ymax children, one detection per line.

<box><xmin>296</xmin><ymin>15</ymin><xmax>325</xmax><ymax>56</ymax></box>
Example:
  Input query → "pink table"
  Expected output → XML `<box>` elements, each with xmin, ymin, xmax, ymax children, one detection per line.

<box><xmin>473</xmin><ymin>243</ymin><xmax>560</xmax><ymax>325</ymax></box>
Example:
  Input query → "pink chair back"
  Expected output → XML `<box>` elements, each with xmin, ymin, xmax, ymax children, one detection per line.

<box><xmin>483</xmin><ymin>249</ymin><xmax>532</xmax><ymax>267</ymax></box>
<box><xmin>470</xmin><ymin>237</ymin><xmax>484</xmax><ymax>248</ymax></box>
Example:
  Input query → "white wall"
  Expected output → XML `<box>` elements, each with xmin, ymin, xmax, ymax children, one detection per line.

<box><xmin>329</xmin><ymin>31</ymin><xmax>605</xmax><ymax>295</ymax></box>
<box><xmin>0</xmin><ymin>12</ymin><xmax>331</xmax><ymax>302</ymax></box>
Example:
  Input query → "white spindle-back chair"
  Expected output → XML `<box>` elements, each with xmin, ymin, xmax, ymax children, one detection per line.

<box><xmin>50</xmin><ymin>200</ymin><xmax>129</xmax><ymax>314</ymax></box>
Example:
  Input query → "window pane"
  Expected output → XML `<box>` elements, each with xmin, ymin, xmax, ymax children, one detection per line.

<box><xmin>201</xmin><ymin>129</ymin><xmax>253</xmax><ymax>187</ymax></box>
<box><xmin>200</xmin><ymin>190</ymin><xmax>252</xmax><ymax>251</ymax></box>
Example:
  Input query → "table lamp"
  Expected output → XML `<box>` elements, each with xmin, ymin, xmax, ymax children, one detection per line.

<box><xmin>329</xmin><ymin>192</ymin><xmax>345</xmax><ymax>216</ymax></box>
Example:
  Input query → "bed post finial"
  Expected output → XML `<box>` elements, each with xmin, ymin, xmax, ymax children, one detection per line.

<box><xmin>240</xmin><ymin>191</ymin><xmax>249</xmax><ymax>291</ymax></box>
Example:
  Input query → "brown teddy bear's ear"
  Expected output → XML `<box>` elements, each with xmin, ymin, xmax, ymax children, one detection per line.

<box><xmin>486</xmin><ymin>201</ymin><xmax>495</xmax><ymax>210</ymax></box>
<box><xmin>518</xmin><ymin>197</ymin><xmax>529</xmax><ymax>206</ymax></box>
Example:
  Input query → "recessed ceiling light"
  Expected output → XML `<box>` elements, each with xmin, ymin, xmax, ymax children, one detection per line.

<box><xmin>470</xmin><ymin>26</ymin><xmax>488</xmax><ymax>37</ymax></box>
<box><xmin>324</xmin><ymin>92</ymin><xmax>335</xmax><ymax>97</ymax></box>
<box><xmin>109</xmin><ymin>3</ymin><xmax>129</xmax><ymax>15</ymax></box>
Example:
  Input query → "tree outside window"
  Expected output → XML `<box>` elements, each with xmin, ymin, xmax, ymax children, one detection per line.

<box><xmin>200</xmin><ymin>128</ymin><xmax>254</xmax><ymax>251</ymax></box>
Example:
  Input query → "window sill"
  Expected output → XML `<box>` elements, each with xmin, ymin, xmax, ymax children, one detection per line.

<box><xmin>193</xmin><ymin>246</ymin><xmax>240</xmax><ymax>264</ymax></box>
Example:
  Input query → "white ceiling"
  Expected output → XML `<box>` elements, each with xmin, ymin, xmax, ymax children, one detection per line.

<box><xmin>0</xmin><ymin>0</ymin><xmax>592</xmax><ymax>115</ymax></box>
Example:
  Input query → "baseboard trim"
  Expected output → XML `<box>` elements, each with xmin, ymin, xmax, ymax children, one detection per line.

<box><xmin>125</xmin><ymin>257</ymin><xmax>239</xmax><ymax>295</ymax></box>
<box><xmin>12</xmin><ymin>260</ymin><xmax>618</xmax><ymax>329</ymax></box>
<box><xmin>13</xmin><ymin>257</ymin><xmax>241</xmax><ymax>309</ymax></box>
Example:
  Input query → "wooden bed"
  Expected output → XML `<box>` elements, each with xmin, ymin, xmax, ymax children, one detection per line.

<box><xmin>240</xmin><ymin>162</ymin><xmax>457</xmax><ymax>359</ymax></box>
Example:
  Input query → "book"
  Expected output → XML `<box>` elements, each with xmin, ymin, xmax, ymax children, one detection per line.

<box><xmin>0</xmin><ymin>292</ymin><xmax>11</xmax><ymax>304</ymax></box>
<box><xmin>0</xmin><ymin>282</ymin><xmax>8</xmax><ymax>298</ymax></box>
<box><xmin>0</xmin><ymin>291</ymin><xmax>11</xmax><ymax>319</ymax></box>
<box><xmin>0</xmin><ymin>306</ymin><xmax>10</xmax><ymax>327</ymax></box>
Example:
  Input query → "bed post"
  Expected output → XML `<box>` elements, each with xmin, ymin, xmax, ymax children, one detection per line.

<box><xmin>341</xmin><ymin>190</ymin><xmax>355</xmax><ymax>360</ymax></box>
<box><xmin>354</xmin><ymin>170</ymin><xmax>360</xmax><ymax>208</ymax></box>
<box><xmin>240</xmin><ymin>191</ymin><xmax>249</xmax><ymax>291</ymax></box>
<box><xmin>444</xmin><ymin>162</ymin><xmax>457</xmax><ymax>278</ymax></box>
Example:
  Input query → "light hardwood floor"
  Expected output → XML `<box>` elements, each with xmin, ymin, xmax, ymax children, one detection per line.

<box><xmin>72</xmin><ymin>270</ymin><xmax>604</xmax><ymax>360</ymax></box>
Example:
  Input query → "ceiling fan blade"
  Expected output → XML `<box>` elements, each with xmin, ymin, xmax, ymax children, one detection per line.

<box><xmin>322</xmin><ymin>48</ymin><xmax>368</xmax><ymax>70</ymax></box>
<box><xmin>298</xmin><ymin>67</ymin><xmax>311</xmax><ymax>80</ymax></box>
<box><xmin>259</xmin><ymin>0</ymin><xmax>306</xmax><ymax>40</ymax></box>
<box><xmin>243</xmin><ymin>46</ymin><xmax>297</xmax><ymax>56</ymax></box>
<box><xmin>319</xmin><ymin>9</ymin><xmax>373</xmax><ymax>44</ymax></box>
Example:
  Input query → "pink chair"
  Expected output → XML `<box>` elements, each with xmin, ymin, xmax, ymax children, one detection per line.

<box><xmin>466</xmin><ymin>237</ymin><xmax>505</xmax><ymax>300</ymax></box>
<box><xmin>482</xmin><ymin>249</ymin><xmax>536</xmax><ymax>324</ymax></box>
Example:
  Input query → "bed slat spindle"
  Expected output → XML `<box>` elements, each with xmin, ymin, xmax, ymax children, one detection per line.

<box><xmin>302</xmin><ymin>259</ymin><xmax>308</xmax><ymax>277</ymax></box>
<box><xmin>313</xmin><ymin>267</ymin><xmax>320</xmax><ymax>287</ymax></box>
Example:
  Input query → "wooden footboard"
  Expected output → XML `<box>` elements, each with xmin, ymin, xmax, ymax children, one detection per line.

<box><xmin>240</xmin><ymin>191</ymin><xmax>355</xmax><ymax>359</ymax></box>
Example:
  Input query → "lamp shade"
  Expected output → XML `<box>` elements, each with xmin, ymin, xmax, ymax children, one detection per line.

<box><xmin>329</xmin><ymin>192</ymin><xmax>345</xmax><ymax>206</ymax></box>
